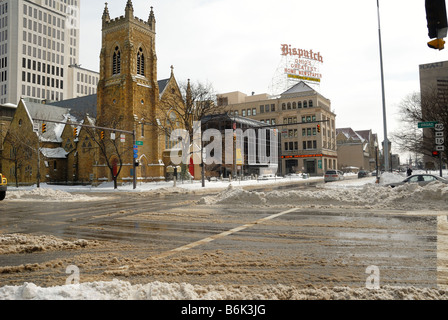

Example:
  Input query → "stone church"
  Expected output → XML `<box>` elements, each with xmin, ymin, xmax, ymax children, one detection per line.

<box><xmin>1</xmin><ymin>1</ymin><xmax>186</xmax><ymax>186</ymax></box>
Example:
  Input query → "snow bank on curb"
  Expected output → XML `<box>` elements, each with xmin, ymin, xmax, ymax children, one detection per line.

<box><xmin>1</xmin><ymin>279</ymin><xmax>447</xmax><ymax>300</ymax></box>
<box><xmin>6</xmin><ymin>188</ymin><xmax>106</xmax><ymax>202</ymax></box>
<box><xmin>199</xmin><ymin>181</ymin><xmax>448</xmax><ymax>210</ymax></box>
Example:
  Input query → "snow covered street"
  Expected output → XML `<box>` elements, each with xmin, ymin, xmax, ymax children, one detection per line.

<box><xmin>1</xmin><ymin>170</ymin><xmax>448</xmax><ymax>300</ymax></box>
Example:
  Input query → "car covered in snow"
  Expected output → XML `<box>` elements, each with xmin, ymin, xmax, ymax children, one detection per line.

<box><xmin>386</xmin><ymin>174</ymin><xmax>448</xmax><ymax>188</ymax></box>
<box><xmin>324</xmin><ymin>170</ymin><xmax>344</xmax><ymax>183</ymax></box>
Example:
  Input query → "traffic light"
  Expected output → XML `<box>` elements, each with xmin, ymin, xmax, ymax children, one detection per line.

<box><xmin>432</xmin><ymin>150</ymin><xmax>440</xmax><ymax>157</ymax></box>
<box><xmin>317</xmin><ymin>124</ymin><xmax>321</xmax><ymax>133</ymax></box>
<box><xmin>42</xmin><ymin>123</ymin><xmax>46</xmax><ymax>134</ymax></box>
<box><xmin>428</xmin><ymin>38</ymin><xmax>445</xmax><ymax>50</ymax></box>
<box><xmin>73</xmin><ymin>128</ymin><xmax>78</xmax><ymax>137</ymax></box>
<box><xmin>425</xmin><ymin>0</ymin><xmax>447</xmax><ymax>49</ymax></box>
<box><xmin>100</xmin><ymin>131</ymin><xmax>105</xmax><ymax>140</ymax></box>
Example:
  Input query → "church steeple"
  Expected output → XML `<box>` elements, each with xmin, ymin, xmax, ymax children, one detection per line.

<box><xmin>186</xmin><ymin>79</ymin><xmax>193</xmax><ymax>110</ymax></box>
<box><xmin>102</xmin><ymin>2</ymin><xmax>110</xmax><ymax>25</ymax></box>
<box><xmin>148</xmin><ymin>6</ymin><xmax>156</xmax><ymax>31</ymax></box>
<box><xmin>125</xmin><ymin>0</ymin><xmax>134</xmax><ymax>19</ymax></box>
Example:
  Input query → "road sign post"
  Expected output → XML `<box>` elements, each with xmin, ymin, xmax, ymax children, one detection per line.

<box><xmin>418</xmin><ymin>121</ymin><xmax>438</xmax><ymax>128</ymax></box>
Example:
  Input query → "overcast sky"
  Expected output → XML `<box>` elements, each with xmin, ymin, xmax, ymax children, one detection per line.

<box><xmin>79</xmin><ymin>0</ymin><xmax>445</xmax><ymax>159</ymax></box>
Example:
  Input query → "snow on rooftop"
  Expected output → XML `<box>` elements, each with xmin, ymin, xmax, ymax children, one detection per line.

<box><xmin>40</xmin><ymin>148</ymin><xmax>68</xmax><ymax>159</ymax></box>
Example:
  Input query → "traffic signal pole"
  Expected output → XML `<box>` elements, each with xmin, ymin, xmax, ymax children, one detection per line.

<box><xmin>132</xmin><ymin>129</ymin><xmax>137</xmax><ymax>190</ymax></box>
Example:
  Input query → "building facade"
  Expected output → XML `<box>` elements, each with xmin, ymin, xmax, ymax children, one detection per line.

<box><xmin>217</xmin><ymin>82</ymin><xmax>338</xmax><ymax>176</ymax></box>
<box><xmin>67</xmin><ymin>64</ymin><xmax>99</xmax><ymax>99</ymax></box>
<box><xmin>419</xmin><ymin>60</ymin><xmax>448</xmax><ymax>169</ymax></box>
<box><xmin>336</xmin><ymin>128</ymin><xmax>379</xmax><ymax>172</ymax></box>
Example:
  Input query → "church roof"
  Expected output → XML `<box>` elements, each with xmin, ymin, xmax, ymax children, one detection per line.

<box><xmin>49</xmin><ymin>94</ymin><xmax>97</xmax><ymax>117</ymax></box>
<box><xmin>48</xmin><ymin>78</ymin><xmax>172</xmax><ymax>115</ymax></box>
<box><xmin>22</xmin><ymin>100</ymin><xmax>72</xmax><ymax>143</ymax></box>
<box><xmin>158</xmin><ymin>78</ymin><xmax>170</xmax><ymax>95</ymax></box>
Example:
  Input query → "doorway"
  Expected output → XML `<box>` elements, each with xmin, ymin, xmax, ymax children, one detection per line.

<box><xmin>305</xmin><ymin>160</ymin><xmax>316</xmax><ymax>175</ymax></box>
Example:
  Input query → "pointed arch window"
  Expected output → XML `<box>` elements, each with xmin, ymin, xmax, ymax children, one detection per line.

<box><xmin>137</xmin><ymin>48</ymin><xmax>145</xmax><ymax>76</ymax></box>
<box><xmin>113</xmin><ymin>46</ymin><xmax>121</xmax><ymax>75</ymax></box>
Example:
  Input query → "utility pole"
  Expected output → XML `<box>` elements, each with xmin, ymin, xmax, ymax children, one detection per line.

<box><xmin>37</xmin><ymin>132</ymin><xmax>41</xmax><ymax>188</ymax></box>
<box><xmin>377</xmin><ymin>0</ymin><xmax>390</xmax><ymax>172</ymax></box>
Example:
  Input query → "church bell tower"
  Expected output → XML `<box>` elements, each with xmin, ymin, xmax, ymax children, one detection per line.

<box><xmin>97</xmin><ymin>1</ymin><xmax>163</xmax><ymax>180</ymax></box>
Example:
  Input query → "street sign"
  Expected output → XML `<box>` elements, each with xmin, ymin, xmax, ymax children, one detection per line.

<box><xmin>436</xmin><ymin>145</ymin><xmax>445</xmax><ymax>151</ymax></box>
<box><xmin>136</xmin><ymin>141</ymin><xmax>144</xmax><ymax>146</ymax></box>
<box><xmin>418</xmin><ymin>121</ymin><xmax>438</xmax><ymax>128</ymax></box>
<box><xmin>120</xmin><ymin>134</ymin><xmax>125</xmax><ymax>143</ymax></box>
<box><xmin>435</xmin><ymin>123</ymin><xmax>444</xmax><ymax>131</ymax></box>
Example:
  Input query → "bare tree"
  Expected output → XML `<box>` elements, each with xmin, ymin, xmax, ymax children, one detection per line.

<box><xmin>391</xmin><ymin>88</ymin><xmax>447</xmax><ymax>165</ymax></box>
<box><xmin>2</xmin><ymin>127</ymin><xmax>37</xmax><ymax>187</ymax></box>
<box><xmin>82</xmin><ymin>116</ymin><xmax>131</xmax><ymax>190</ymax></box>
<box><xmin>143</xmin><ymin>79</ymin><xmax>225</xmax><ymax>179</ymax></box>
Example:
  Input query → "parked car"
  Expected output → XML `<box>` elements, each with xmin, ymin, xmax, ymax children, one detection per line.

<box><xmin>324</xmin><ymin>170</ymin><xmax>344</xmax><ymax>183</ymax></box>
<box><xmin>358</xmin><ymin>170</ymin><xmax>369</xmax><ymax>178</ymax></box>
<box><xmin>386</xmin><ymin>174</ymin><xmax>448</xmax><ymax>188</ymax></box>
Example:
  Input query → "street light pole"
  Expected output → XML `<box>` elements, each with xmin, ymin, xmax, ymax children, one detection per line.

<box><xmin>377</xmin><ymin>0</ymin><xmax>390</xmax><ymax>172</ymax></box>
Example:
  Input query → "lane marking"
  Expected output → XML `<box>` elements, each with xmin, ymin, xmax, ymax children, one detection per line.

<box><xmin>154</xmin><ymin>208</ymin><xmax>298</xmax><ymax>260</ymax></box>
<box><xmin>105</xmin><ymin>208</ymin><xmax>299</xmax><ymax>274</ymax></box>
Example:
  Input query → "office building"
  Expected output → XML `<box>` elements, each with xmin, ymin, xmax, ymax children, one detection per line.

<box><xmin>0</xmin><ymin>0</ymin><xmax>98</xmax><ymax>105</ymax></box>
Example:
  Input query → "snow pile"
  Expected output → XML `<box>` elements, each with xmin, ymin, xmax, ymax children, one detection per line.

<box><xmin>378</xmin><ymin>172</ymin><xmax>405</xmax><ymax>185</ymax></box>
<box><xmin>199</xmin><ymin>185</ymin><xmax>267</xmax><ymax>205</ymax></box>
<box><xmin>1</xmin><ymin>280</ymin><xmax>447</xmax><ymax>300</ymax></box>
<box><xmin>6</xmin><ymin>188</ymin><xmax>105</xmax><ymax>202</ymax></box>
<box><xmin>0</xmin><ymin>234</ymin><xmax>99</xmax><ymax>255</ymax></box>
<box><xmin>199</xmin><ymin>181</ymin><xmax>448</xmax><ymax>210</ymax></box>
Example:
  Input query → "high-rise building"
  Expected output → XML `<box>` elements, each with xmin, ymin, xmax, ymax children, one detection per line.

<box><xmin>0</xmin><ymin>0</ymin><xmax>97</xmax><ymax>105</ymax></box>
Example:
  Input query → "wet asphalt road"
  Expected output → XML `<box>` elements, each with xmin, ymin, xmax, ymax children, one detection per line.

<box><xmin>0</xmin><ymin>184</ymin><xmax>444</xmax><ymax>289</ymax></box>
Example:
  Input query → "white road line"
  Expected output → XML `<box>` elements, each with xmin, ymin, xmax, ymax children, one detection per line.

<box><xmin>156</xmin><ymin>208</ymin><xmax>298</xmax><ymax>259</ymax></box>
